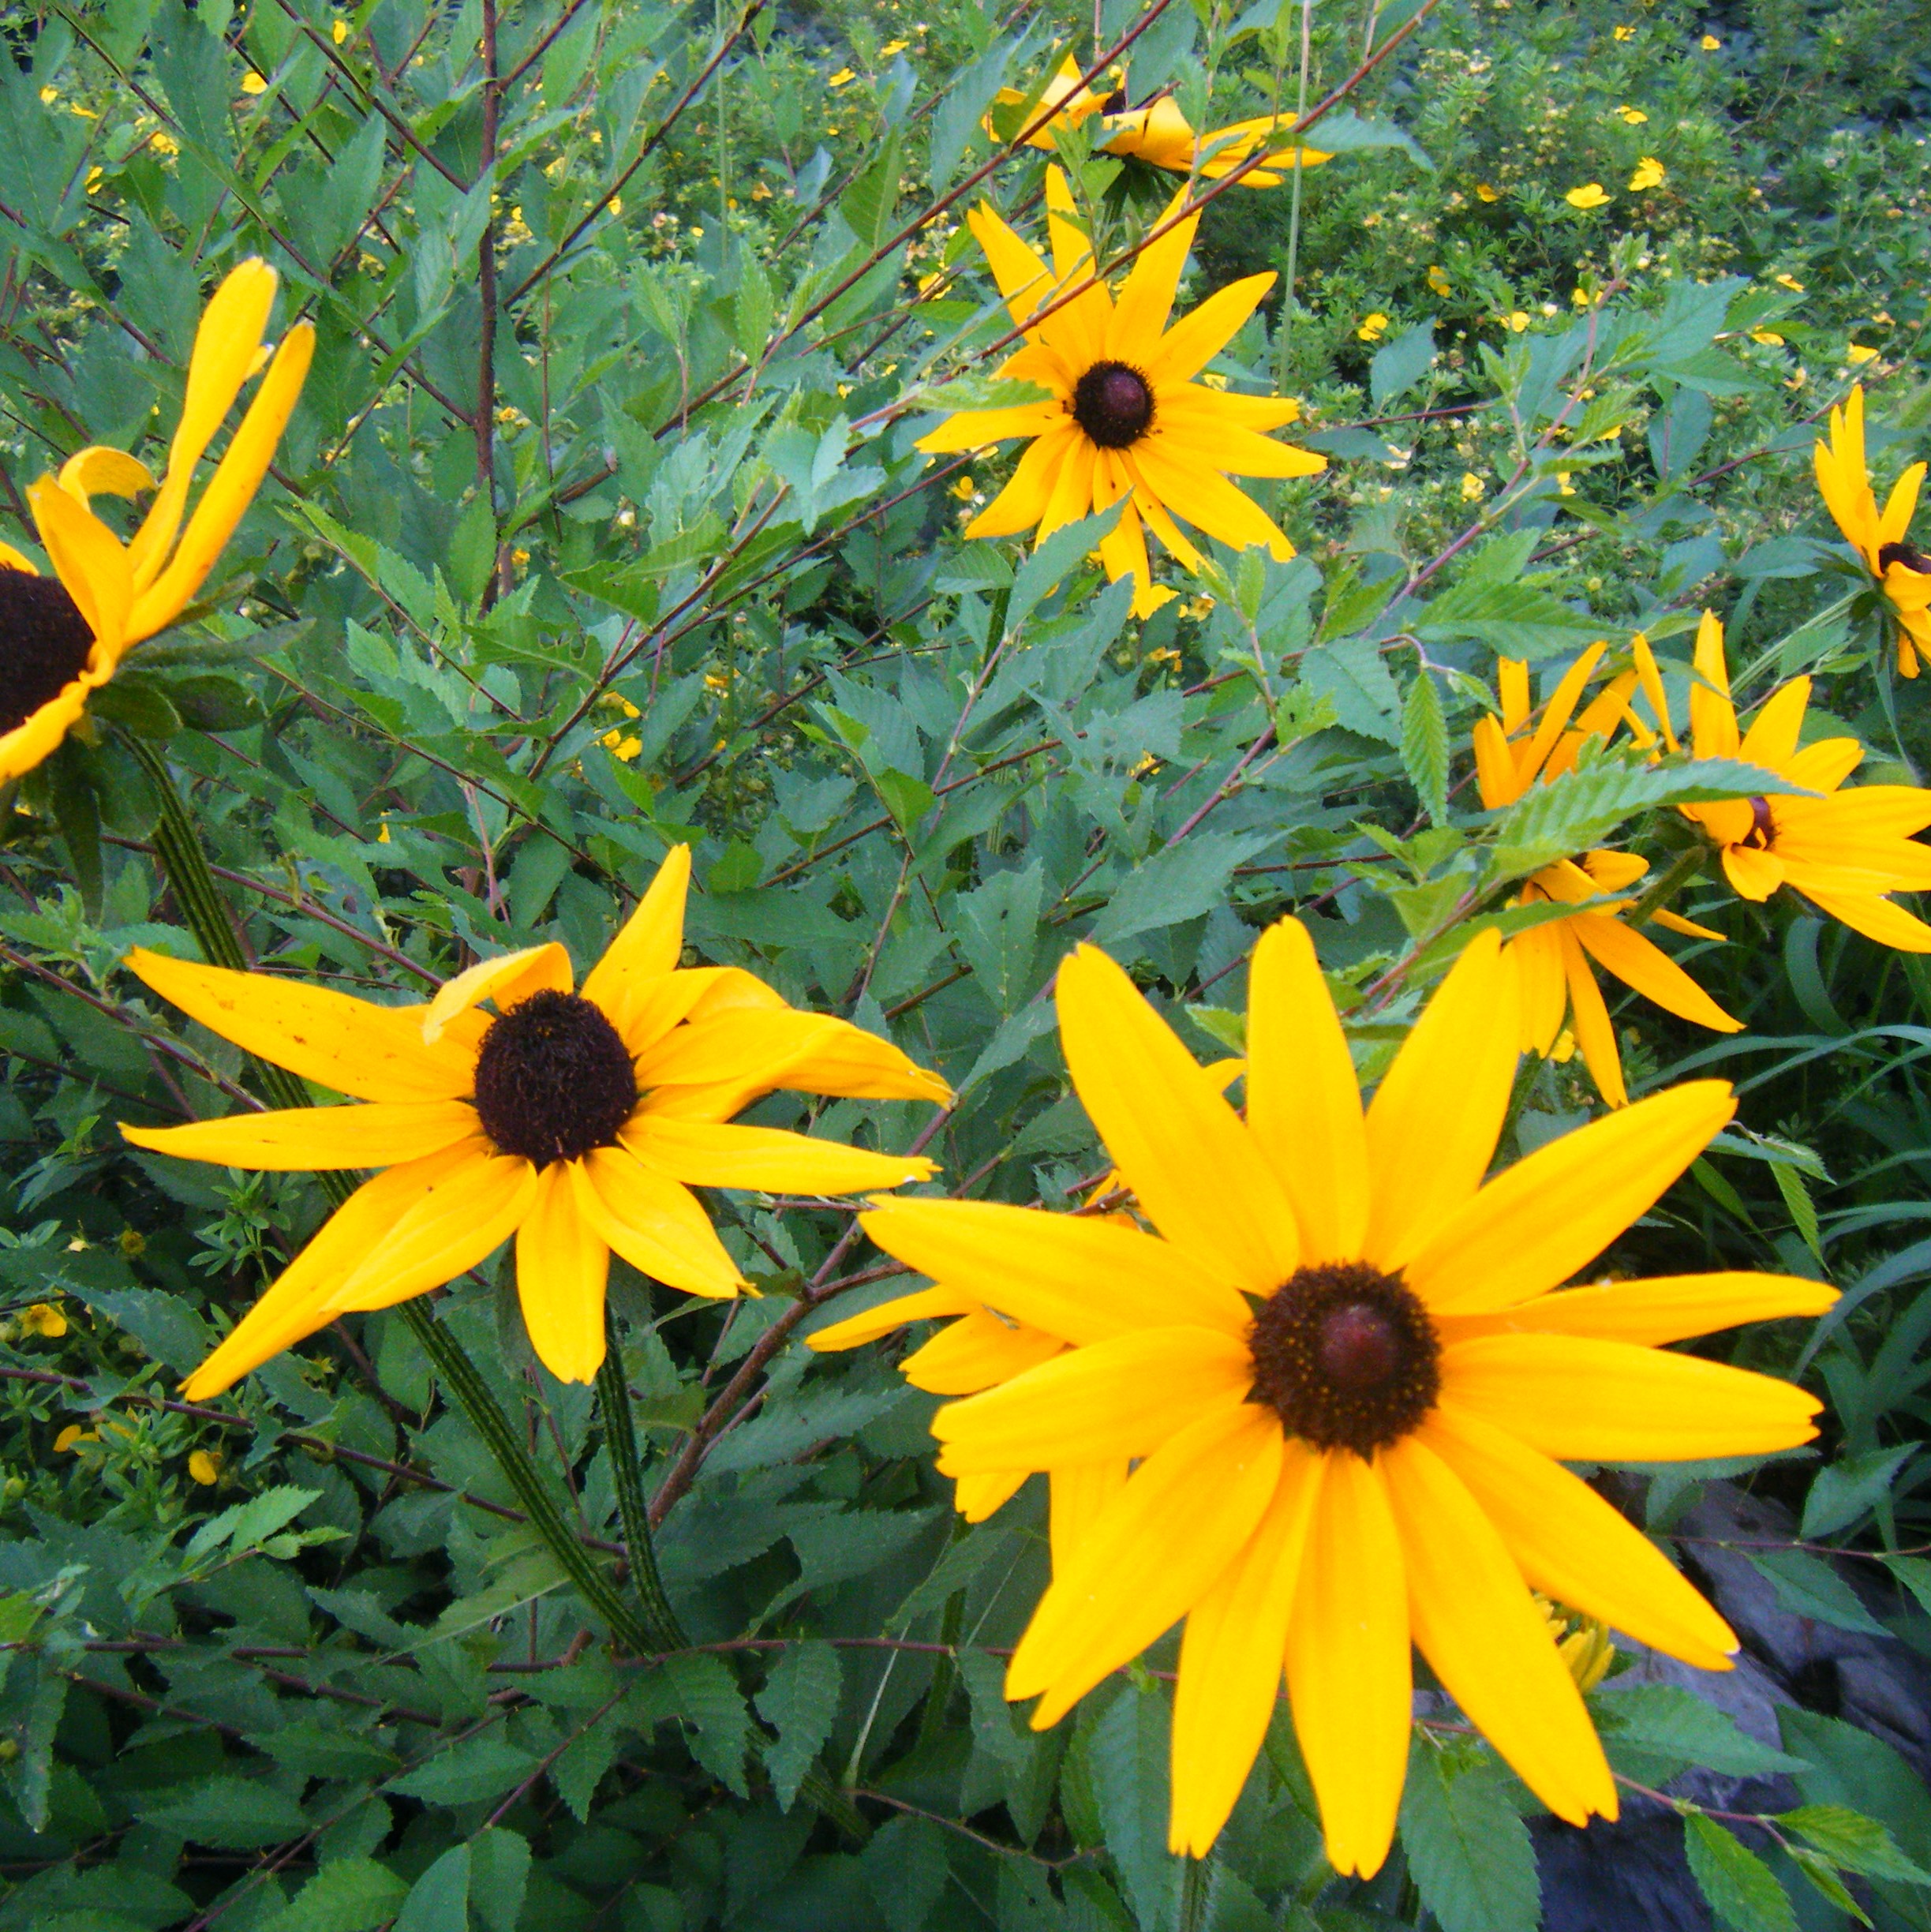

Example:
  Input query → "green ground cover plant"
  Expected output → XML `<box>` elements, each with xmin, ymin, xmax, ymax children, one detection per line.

<box><xmin>1</xmin><ymin>0</ymin><xmax>1930</xmax><ymax>1926</ymax></box>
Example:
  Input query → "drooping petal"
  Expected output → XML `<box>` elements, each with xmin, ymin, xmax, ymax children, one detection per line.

<box><xmin>1562</xmin><ymin>927</ymin><xmax>1627</xmax><ymax>1109</ymax></box>
<box><xmin>1802</xmin><ymin>886</ymin><xmax>1931</xmax><ymax>953</ymax></box>
<box><xmin>1245</xmin><ymin>918</ymin><xmax>1368</xmax><ymax>1264</ymax></box>
<box><xmin>930</xmin><ymin>1325</ymin><xmax>1252</xmax><ymax>1473</ymax></box>
<box><xmin>327</xmin><ymin>1140</ymin><xmax>540</xmax><ymax>1312</ymax></box>
<box><xmin>1168</xmin><ymin>1441</ymin><xmax>1323</xmax><ymax>1856</ymax></box>
<box><xmin>624</xmin><ymin>1114</ymin><xmax>934</xmax><ymax>1194</ymax></box>
<box><xmin>515</xmin><ymin>1163</ymin><xmax>610</xmax><ymax>1383</ymax></box>
<box><xmin>1568</xmin><ymin>915</ymin><xmax>1742</xmax><ymax>1033</ymax></box>
<box><xmin>58</xmin><ymin>447</ymin><xmax>156</xmax><ymax>504</ymax></box>
<box><xmin>581</xmin><ymin>845</ymin><xmax>692</xmax><ymax>1015</ymax></box>
<box><xmin>1380</xmin><ymin>1436</ymin><xmax>1618</xmax><ymax>1829</ymax></box>
<box><xmin>858</xmin><ymin>1196</ymin><xmax>1252</xmax><ymax>1343</ymax></box>
<box><xmin>1128</xmin><ymin>439</ymin><xmax>1295</xmax><ymax>559</ymax></box>
<box><xmin>120</xmin><ymin>1098</ymin><xmax>477</xmax><ymax>1171</ymax></box>
<box><xmin>1434</xmin><ymin>1271</ymin><xmax>1836</xmax><ymax>1347</ymax></box>
<box><xmin>1441</xmin><ymin>1332</ymin><xmax>1823</xmax><ymax>1459</ymax></box>
<box><xmin>1056</xmin><ymin>944</ymin><xmax>1298</xmax><ymax>1292</ymax></box>
<box><xmin>1283</xmin><ymin>1451</ymin><xmax>1408</xmax><ymax>1879</ymax></box>
<box><xmin>1405</xmin><ymin>1081</ymin><xmax>1735</xmax><ymax>1313</ymax></box>
<box><xmin>420</xmin><ymin>942</ymin><xmax>574</xmax><ymax>1043</ymax></box>
<box><xmin>1006</xmin><ymin>1402</ymin><xmax>1284</xmax><ymax>1723</ymax></box>
<box><xmin>806</xmin><ymin>1284</ymin><xmax>975</xmax><ymax>1352</ymax></box>
<box><xmin>125</xmin><ymin>949</ymin><xmax>482</xmax><ymax>1103</ymax></box>
<box><xmin>1360</xmin><ymin>930</ymin><xmax>1520</xmax><ymax>1271</ymax></box>
<box><xmin>1423</xmin><ymin>1404</ymin><xmax>1736</xmax><ymax>1668</ymax></box>
<box><xmin>576</xmin><ymin>1144</ymin><xmax>746</xmax><ymax>1298</ymax></box>
<box><xmin>956</xmin><ymin>1469</ymin><xmax>1031</xmax><ymax>1522</ymax></box>
<box><xmin>0</xmin><ymin>676</ymin><xmax>97</xmax><ymax>784</ymax></box>
<box><xmin>900</xmin><ymin>1309</ymin><xmax>1065</xmax><ymax>1394</ymax></box>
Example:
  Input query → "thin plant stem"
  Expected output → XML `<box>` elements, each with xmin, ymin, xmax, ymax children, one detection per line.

<box><xmin>1626</xmin><ymin>843</ymin><xmax>1709</xmax><ymax>928</ymax></box>
<box><xmin>1276</xmin><ymin>0</ymin><xmax>1314</xmax><ymax>391</ymax></box>
<box><xmin>597</xmin><ymin>1305</ymin><xmax>685</xmax><ymax>1650</ymax></box>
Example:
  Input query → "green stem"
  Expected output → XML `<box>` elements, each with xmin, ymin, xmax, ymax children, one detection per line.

<box><xmin>597</xmin><ymin>1309</ymin><xmax>684</xmax><ymax>1650</ymax></box>
<box><xmin>1178</xmin><ymin>1855</ymin><xmax>1209</xmax><ymax>1932</ymax></box>
<box><xmin>1625</xmin><ymin>843</ymin><xmax>1708</xmax><ymax>930</ymax></box>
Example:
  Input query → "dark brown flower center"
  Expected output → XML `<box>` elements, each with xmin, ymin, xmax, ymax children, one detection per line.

<box><xmin>1878</xmin><ymin>540</ymin><xmax>1931</xmax><ymax>577</ymax></box>
<box><xmin>1072</xmin><ymin>361</ymin><xmax>1155</xmax><ymax>449</ymax></box>
<box><xmin>1248</xmin><ymin>1260</ymin><xmax>1441</xmax><ymax>1457</ymax></box>
<box><xmin>1742</xmin><ymin>796</ymin><xmax>1776</xmax><ymax>849</ymax></box>
<box><xmin>471</xmin><ymin>990</ymin><xmax>638</xmax><ymax>1167</ymax></box>
<box><xmin>0</xmin><ymin>564</ymin><xmax>93</xmax><ymax>739</ymax></box>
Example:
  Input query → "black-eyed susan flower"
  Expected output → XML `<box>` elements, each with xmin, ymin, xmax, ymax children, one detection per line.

<box><xmin>1813</xmin><ymin>384</ymin><xmax>1931</xmax><ymax>677</ymax></box>
<box><xmin>1635</xmin><ymin>614</ymin><xmax>1931</xmax><ymax>951</ymax></box>
<box><xmin>920</xmin><ymin>167</ymin><xmax>1324</xmax><ymax>615</ymax></box>
<box><xmin>122</xmin><ymin>848</ymin><xmax>949</xmax><ymax>1394</ymax></box>
<box><xmin>852</xmin><ymin>927</ymin><xmax>1831</xmax><ymax>1870</ymax></box>
<box><xmin>993</xmin><ymin>56</ymin><xmax>1329</xmax><ymax>185</ymax></box>
<box><xmin>1474</xmin><ymin>645</ymin><xmax>1741</xmax><ymax>1106</ymax></box>
<box><xmin>0</xmin><ymin>259</ymin><xmax>312</xmax><ymax>784</ymax></box>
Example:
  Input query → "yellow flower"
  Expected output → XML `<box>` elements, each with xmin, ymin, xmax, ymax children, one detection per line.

<box><xmin>241</xmin><ymin>72</ymin><xmax>268</xmax><ymax>95</ymax></box>
<box><xmin>1628</xmin><ymin>156</ymin><xmax>1665</xmax><ymax>191</ymax></box>
<box><xmin>1750</xmin><ymin>328</ymin><xmax>1785</xmax><ymax>346</ymax></box>
<box><xmin>828</xmin><ymin>67</ymin><xmax>856</xmax><ymax>87</ymax></box>
<box><xmin>948</xmin><ymin>474</ymin><xmax>977</xmax><ymax>501</ymax></box>
<box><xmin>1775</xmin><ymin>272</ymin><xmax>1806</xmax><ymax>291</ymax></box>
<box><xmin>1616</xmin><ymin>104</ymin><xmax>1648</xmax><ymax>123</ymax></box>
<box><xmin>881</xmin><ymin>38</ymin><xmax>910</xmax><ymax>54</ymax></box>
<box><xmin>917</xmin><ymin>167</ymin><xmax>1323</xmax><ymax>618</ymax></box>
<box><xmin>992</xmin><ymin>55</ymin><xmax>1329</xmax><ymax>186</ymax></box>
<box><xmin>0</xmin><ymin>260</ymin><xmax>312</xmax><ymax>784</ymax></box>
<box><xmin>188</xmin><ymin>1449</ymin><xmax>223</xmax><ymax>1485</ymax></box>
<box><xmin>828</xmin><ymin>928</ymin><xmax>1828</xmax><ymax>1871</ymax></box>
<box><xmin>1475</xmin><ymin>182</ymin><xmax>1501</xmax><ymax>202</ymax></box>
<box><xmin>39</xmin><ymin>86</ymin><xmax>58</xmax><ymax>105</ymax></box>
<box><xmin>20</xmin><ymin>1304</ymin><xmax>67</xmax><ymax>1339</ymax></box>
<box><xmin>1847</xmin><ymin>343</ymin><xmax>1879</xmax><ymax>365</ymax></box>
<box><xmin>333</xmin><ymin>18</ymin><xmax>349</xmax><ymax>43</ymax></box>
<box><xmin>600</xmin><ymin>729</ymin><xmax>642</xmax><ymax>760</ymax></box>
<box><xmin>151</xmin><ymin>130</ymin><xmax>179</xmax><ymax>156</ymax></box>
<box><xmin>54</xmin><ymin>1425</ymin><xmax>99</xmax><ymax>1452</ymax></box>
<box><xmin>1566</xmin><ymin>183</ymin><xmax>1611</xmax><ymax>209</ymax></box>
<box><xmin>1357</xmin><ymin>311</ymin><xmax>1390</xmax><ymax>343</ymax></box>
<box><xmin>119</xmin><ymin>848</ymin><xmax>950</xmax><ymax>1391</ymax></box>
<box><xmin>1813</xmin><ymin>384</ymin><xmax>1931</xmax><ymax>676</ymax></box>
<box><xmin>1473</xmin><ymin>646</ymin><xmax>1742</xmax><ymax>1107</ymax></box>
<box><xmin>1572</xmin><ymin>286</ymin><xmax>1593</xmax><ymax>307</ymax></box>
<box><xmin>1647</xmin><ymin>612</ymin><xmax>1931</xmax><ymax>948</ymax></box>
<box><xmin>1613</xmin><ymin>24</ymin><xmax>1637</xmax><ymax>39</ymax></box>
<box><xmin>1460</xmin><ymin>472</ymin><xmax>1485</xmax><ymax>502</ymax></box>
<box><xmin>1506</xmin><ymin>311</ymin><xmax>1531</xmax><ymax>332</ymax></box>
<box><xmin>1556</xmin><ymin>472</ymin><xmax>1576</xmax><ymax>495</ymax></box>
<box><xmin>1426</xmin><ymin>265</ymin><xmax>1452</xmax><ymax>297</ymax></box>
<box><xmin>1700</xmin><ymin>32</ymin><xmax>1720</xmax><ymax>49</ymax></box>
<box><xmin>376</xmin><ymin>818</ymin><xmax>392</xmax><ymax>844</ymax></box>
<box><xmin>606</xmin><ymin>196</ymin><xmax>623</xmax><ymax>217</ymax></box>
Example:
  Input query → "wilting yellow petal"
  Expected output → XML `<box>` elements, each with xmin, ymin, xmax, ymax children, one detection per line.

<box><xmin>858</xmin><ymin>1196</ymin><xmax>1252</xmax><ymax>1344</ymax></box>
<box><xmin>1422</xmin><ymin>1404</ymin><xmax>1736</xmax><ymax>1668</ymax></box>
<box><xmin>624</xmin><ymin>1114</ymin><xmax>933</xmax><ymax>1193</ymax></box>
<box><xmin>581</xmin><ymin>845</ymin><xmax>692</xmax><ymax>1014</ymax></box>
<box><xmin>121</xmin><ymin>1098</ymin><xmax>477</xmax><ymax>1170</ymax></box>
<box><xmin>1361</xmin><ymin>930</ymin><xmax>1519</xmax><ymax>1271</ymax></box>
<box><xmin>1246</xmin><ymin>918</ymin><xmax>1367</xmax><ymax>1264</ymax></box>
<box><xmin>1405</xmin><ymin>1081</ymin><xmax>1735</xmax><ymax>1313</ymax></box>
<box><xmin>517</xmin><ymin>1163</ymin><xmax>609</xmax><ymax>1383</ymax></box>
<box><xmin>1435</xmin><ymin>1271</ymin><xmax>1836</xmax><ymax>1347</ymax></box>
<box><xmin>575</xmin><ymin>1144</ymin><xmax>746</xmax><ymax>1298</ymax></box>
<box><xmin>1056</xmin><ymin>944</ymin><xmax>1297</xmax><ymax>1294</ymax></box>
<box><xmin>1381</xmin><ymin>1436</ymin><xmax>1617</xmax><ymax>1829</ymax></box>
<box><xmin>1169</xmin><ymin>1442</ymin><xmax>1323</xmax><ymax>1856</ymax></box>
<box><xmin>1008</xmin><ymin>1403</ymin><xmax>1283</xmax><ymax>1723</ymax></box>
<box><xmin>1284</xmin><ymin>1451</ymin><xmax>1408</xmax><ymax>1879</ymax></box>
<box><xmin>126</xmin><ymin>949</ymin><xmax>481</xmax><ymax>1103</ymax></box>
<box><xmin>421</xmin><ymin>942</ymin><xmax>573</xmax><ymax>1043</ymax></box>
<box><xmin>1441</xmin><ymin>1332</ymin><xmax>1823</xmax><ymax>1459</ymax></box>
<box><xmin>900</xmin><ymin>1309</ymin><xmax>1065</xmax><ymax>1394</ymax></box>
<box><xmin>328</xmin><ymin>1141</ymin><xmax>539</xmax><ymax>1311</ymax></box>
<box><xmin>58</xmin><ymin>447</ymin><xmax>156</xmax><ymax>504</ymax></box>
<box><xmin>931</xmin><ymin>1325</ymin><xmax>1252</xmax><ymax>1473</ymax></box>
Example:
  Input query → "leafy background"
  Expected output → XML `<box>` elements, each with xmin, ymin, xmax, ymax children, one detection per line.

<box><xmin>2</xmin><ymin>0</ymin><xmax>1931</xmax><ymax>1926</ymax></box>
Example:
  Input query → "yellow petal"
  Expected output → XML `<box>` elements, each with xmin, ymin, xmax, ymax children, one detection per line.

<box><xmin>1361</xmin><ymin>930</ymin><xmax>1519</xmax><ymax>1271</ymax></box>
<box><xmin>624</xmin><ymin>1114</ymin><xmax>933</xmax><ymax>1193</ymax></box>
<box><xmin>1423</xmin><ymin>1404</ymin><xmax>1737</xmax><ymax>1668</ymax></box>
<box><xmin>1803</xmin><ymin>886</ymin><xmax>1931</xmax><ymax>953</ymax></box>
<box><xmin>916</xmin><ymin>403</ymin><xmax>1068</xmax><ymax>454</ymax></box>
<box><xmin>581</xmin><ymin>845</ymin><xmax>692</xmax><ymax>1013</ymax></box>
<box><xmin>1148</xmin><ymin>416</ymin><xmax>1326</xmax><ymax>481</ymax></box>
<box><xmin>1007</xmin><ymin>1402</ymin><xmax>1284</xmax><ymax>1723</ymax></box>
<box><xmin>1567</xmin><ymin>915</ymin><xmax>1742</xmax><ymax>1033</ymax></box>
<box><xmin>1435</xmin><ymin>1271</ymin><xmax>1836</xmax><ymax>1347</ymax></box>
<box><xmin>327</xmin><ymin>1140</ymin><xmax>539</xmax><ymax>1311</ymax></box>
<box><xmin>1107</xmin><ymin>192</ymin><xmax>1197</xmax><ymax>358</ymax></box>
<box><xmin>1038</xmin><ymin>433</ymin><xmax>1099</xmax><ymax>540</ymax></box>
<box><xmin>857</xmin><ymin>1196</ymin><xmax>1252</xmax><ymax>1343</ymax></box>
<box><xmin>518</xmin><ymin>1164</ymin><xmax>609</xmax><ymax>1383</ymax></box>
<box><xmin>1047</xmin><ymin>1460</ymin><xmax>1128</xmax><ymax>1574</ymax></box>
<box><xmin>1169</xmin><ymin>1441</ymin><xmax>1323</xmax><ymax>1856</ymax></box>
<box><xmin>967</xmin><ymin>425</ymin><xmax>1077</xmax><ymax>539</ymax></box>
<box><xmin>1283</xmin><ymin>1451</ymin><xmax>1408</xmax><ymax>1879</ymax></box>
<box><xmin>1561</xmin><ymin>930</ymin><xmax>1626</xmax><ymax>1108</ymax></box>
<box><xmin>58</xmin><ymin>447</ymin><xmax>156</xmax><ymax>504</ymax></box>
<box><xmin>1056</xmin><ymin>944</ymin><xmax>1298</xmax><ymax>1294</ymax></box>
<box><xmin>1380</xmin><ymin>1436</ymin><xmax>1617</xmax><ymax>1829</ymax></box>
<box><xmin>956</xmin><ymin>1469</ymin><xmax>1031</xmax><ymax>1521</ymax></box>
<box><xmin>1689</xmin><ymin>609</ymin><xmax>1738</xmax><ymax>759</ymax></box>
<box><xmin>0</xmin><ymin>674</ymin><xmax>94</xmax><ymax>784</ymax></box>
<box><xmin>421</xmin><ymin>942</ymin><xmax>573</xmax><ymax>1043</ymax></box>
<box><xmin>1143</xmin><ymin>274</ymin><xmax>1277</xmax><ymax>387</ymax></box>
<box><xmin>1156</xmin><ymin>384</ymin><xmax>1304</xmax><ymax>434</ymax></box>
<box><xmin>1128</xmin><ymin>439</ymin><xmax>1295</xmax><ymax>559</ymax></box>
<box><xmin>121</xmin><ymin>1098</ymin><xmax>477</xmax><ymax>1170</ymax></box>
<box><xmin>574</xmin><ymin>1144</ymin><xmax>746</xmax><ymax>1297</ymax></box>
<box><xmin>28</xmin><ymin>475</ymin><xmax>131</xmax><ymax>657</ymax></box>
<box><xmin>966</xmin><ymin>202</ymin><xmax>1055</xmax><ymax>326</ymax></box>
<box><xmin>1738</xmin><ymin>676</ymin><xmax>1810</xmax><ymax>772</ymax></box>
<box><xmin>1721</xmin><ymin>842</ymin><xmax>1787</xmax><ymax>899</ymax></box>
<box><xmin>903</xmin><ymin>1309</ymin><xmax>1065</xmax><ymax>1394</ymax></box>
<box><xmin>1245</xmin><ymin>918</ymin><xmax>1368</xmax><ymax>1264</ymax></box>
<box><xmin>806</xmin><ymin>1284</ymin><xmax>975</xmax><ymax>1352</ymax></box>
<box><xmin>180</xmin><ymin>1141</ymin><xmax>482</xmax><ymax>1398</ymax></box>
<box><xmin>1441</xmin><ymin>1332</ymin><xmax>1823</xmax><ymax>1459</ymax></box>
<box><xmin>1404</xmin><ymin>1080</ymin><xmax>1735</xmax><ymax>1314</ymax></box>
<box><xmin>930</xmin><ymin>1325</ymin><xmax>1252</xmax><ymax>1473</ymax></box>
<box><xmin>603</xmin><ymin>963</ymin><xmax>781</xmax><ymax>1058</ymax></box>
<box><xmin>1510</xmin><ymin>920</ymin><xmax>1568</xmax><ymax>1054</ymax></box>
<box><xmin>125</xmin><ymin>949</ymin><xmax>482</xmax><ymax>1103</ymax></box>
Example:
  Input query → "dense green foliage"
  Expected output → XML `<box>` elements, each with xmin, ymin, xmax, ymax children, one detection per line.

<box><xmin>2</xmin><ymin>0</ymin><xmax>1931</xmax><ymax>1926</ymax></box>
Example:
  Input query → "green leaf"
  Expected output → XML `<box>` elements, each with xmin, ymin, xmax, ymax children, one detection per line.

<box><xmin>1787</xmin><ymin>1846</ymin><xmax>1873</xmax><ymax>1926</ymax></box>
<box><xmin>754</xmin><ymin>1642</ymin><xmax>843</xmax><ymax>1811</ymax></box>
<box><xmin>1746</xmin><ymin>1548</ymin><xmax>1887</xmax><ymax>1636</ymax></box>
<box><xmin>1303</xmin><ymin>635</ymin><xmax>1400</xmax><ymax>742</ymax></box>
<box><xmin>1802</xmin><ymin>1445</ymin><xmax>1915</xmax><ymax>1541</ymax></box>
<box><xmin>1782</xmin><ymin>1804</ymin><xmax>1931</xmax><ymax>1885</ymax></box>
<box><xmin>638</xmin><ymin>1653</ymin><xmax>753</xmax><ymax>1797</ymax></box>
<box><xmin>262</xmin><ymin>1859</ymin><xmax>410</xmax><ymax>1932</ymax></box>
<box><xmin>470</xmin><ymin>1829</ymin><xmax>531</xmax><ymax>1932</ymax></box>
<box><xmin>390</xmin><ymin>1844</ymin><xmax>467</xmax><ymax>1932</ymax></box>
<box><xmin>1684</xmin><ymin>1814</ymin><xmax>1800</xmax><ymax>1932</ymax></box>
<box><xmin>387</xmin><ymin>1736</ymin><xmax>539</xmax><ymax>1807</ymax></box>
<box><xmin>860</xmin><ymin>1811</ymin><xmax>952</xmax><ymax>1932</ymax></box>
<box><xmin>137</xmin><ymin>1775</ymin><xmax>309</xmax><ymax>1848</ymax></box>
<box><xmin>1398</xmin><ymin>1748</ymin><xmax>1539</xmax><ymax>1932</ymax></box>
<box><xmin>1087</xmin><ymin>1683</ymin><xmax>1176</xmax><ymax>1932</ymax></box>
<box><xmin>1593</xmin><ymin>1684</ymin><xmax>1809</xmax><ymax>1778</ymax></box>
<box><xmin>1371</xmin><ymin>318</ymin><xmax>1436</xmax><ymax>408</ymax></box>
<box><xmin>1401</xmin><ymin>669</ymin><xmax>1450</xmax><ymax>824</ymax></box>
<box><xmin>1089</xmin><ymin>833</ymin><xmax>1270</xmax><ymax>950</ymax></box>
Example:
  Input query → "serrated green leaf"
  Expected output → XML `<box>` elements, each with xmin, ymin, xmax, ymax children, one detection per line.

<box><xmin>1398</xmin><ymin>1749</ymin><xmax>1539</xmax><ymax>1932</ymax></box>
<box><xmin>1401</xmin><ymin>669</ymin><xmax>1451</xmax><ymax>823</ymax></box>
<box><xmin>1782</xmin><ymin>1804</ymin><xmax>1931</xmax><ymax>1884</ymax></box>
<box><xmin>754</xmin><ymin>1642</ymin><xmax>843</xmax><ymax>1810</ymax></box>
<box><xmin>1685</xmin><ymin>1814</ymin><xmax>1800</xmax><ymax>1932</ymax></box>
